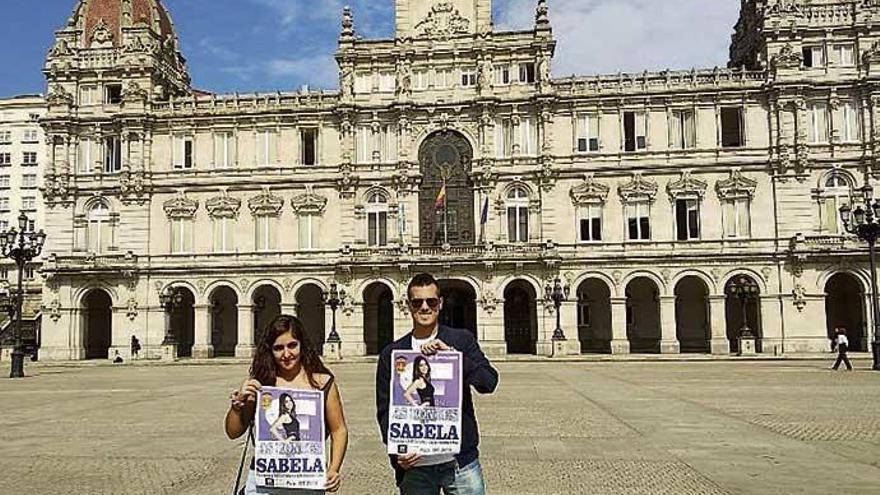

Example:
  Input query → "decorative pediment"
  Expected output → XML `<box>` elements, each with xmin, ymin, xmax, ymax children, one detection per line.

<box><xmin>570</xmin><ymin>174</ymin><xmax>610</xmax><ymax>205</ymax></box>
<box><xmin>46</xmin><ymin>84</ymin><xmax>73</xmax><ymax>106</ymax></box>
<box><xmin>617</xmin><ymin>173</ymin><xmax>659</xmax><ymax>202</ymax></box>
<box><xmin>205</xmin><ymin>190</ymin><xmax>241</xmax><ymax>219</ymax></box>
<box><xmin>716</xmin><ymin>169</ymin><xmax>758</xmax><ymax>200</ymax></box>
<box><xmin>90</xmin><ymin>20</ymin><xmax>114</xmax><ymax>48</ymax></box>
<box><xmin>414</xmin><ymin>2</ymin><xmax>470</xmax><ymax>39</ymax></box>
<box><xmin>291</xmin><ymin>186</ymin><xmax>328</xmax><ymax>215</ymax></box>
<box><xmin>163</xmin><ymin>191</ymin><xmax>198</xmax><ymax>219</ymax></box>
<box><xmin>122</xmin><ymin>81</ymin><xmax>149</xmax><ymax>104</ymax></box>
<box><xmin>667</xmin><ymin>171</ymin><xmax>708</xmax><ymax>199</ymax></box>
<box><xmin>771</xmin><ymin>43</ymin><xmax>803</xmax><ymax>71</ymax></box>
<box><xmin>248</xmin><ymin>187</ymin><xmax>284</xmax><ymax>216</ymax></box>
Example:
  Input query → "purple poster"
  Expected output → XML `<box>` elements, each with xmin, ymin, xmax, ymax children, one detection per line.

<box><xmin>387</xmin><ymin>350</ymin><xmax>463</xmax><ymax>456</ymax></box>
<box><xmin>255</xmin><ymin>387</ymin><xmax>326</xmax><ymax>490</ymax></box>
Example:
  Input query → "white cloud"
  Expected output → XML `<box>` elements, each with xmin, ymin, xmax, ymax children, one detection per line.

<box><xmin>495</xmin><ymin>0</ymin><xmax>740</xmax><ymax>76</ymax></box>
<box><xmin>247</xmin><ymin>0</ymin><xmax>344</xmax><ymax>26</ymax></box>
<box><xmin>267</xmin><ymin>56</ymin><xmax>339</xmax><ymax>88</ymax></box>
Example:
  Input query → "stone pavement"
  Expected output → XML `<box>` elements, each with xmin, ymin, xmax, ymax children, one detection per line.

<box><xmin>0</xmin><ymin>360</ymin><xmax>878</xmax><ymax>494</ymax></box>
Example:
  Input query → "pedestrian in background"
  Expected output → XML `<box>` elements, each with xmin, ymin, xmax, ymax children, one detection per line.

<box><xmin>832</xmin><ymin>327</ymin><xmax>853</xmax><ymax>371</ymax></box>
<box><xmin>130</xmin><ymin>335</ymin><xmax>141</xmax><ymax>359</ymax></box>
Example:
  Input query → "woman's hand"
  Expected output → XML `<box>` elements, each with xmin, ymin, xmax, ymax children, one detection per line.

<box><xmin>237</xmin><ymin>379</ymin><xmax>261</xmax><ymax>405</ymax></box>
<box><xmin>325</xmin><ymin>470</ymin><xmax>342</xmax><ymax>492</ymax></box>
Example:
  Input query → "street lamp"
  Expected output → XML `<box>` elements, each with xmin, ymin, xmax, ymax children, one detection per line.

<box><xmin>323</xmin><ymin>282</ymin><xmax>345</xmax><ymax>343</ymax></box>
<box><xmin>0</xmin><ymin>212</ymin><xmax>46</xmax><ymax>378</ymax></box>
<box><xmin>545</xmin><ymin>277</ymin><xmax>570</xmax><ymax>341</ymax></box>
<box><xmin>159</xmin><ymin>286</ymin><xmax>184</xmax><ymax>346</ymax></box>
<box><xmin>840</xmin><ymin>184</ymin><xmax>880</xmax><ymax>371</ymax></box>
<box><xmin>727</xmin><ymin>275</ymin><xmax>759</xmax><ymax>339</ymax></box>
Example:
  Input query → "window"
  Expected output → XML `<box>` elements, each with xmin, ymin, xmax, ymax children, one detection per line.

<box><xmin>80</xmin><ymin>85</ymin><xmax>98</xmax><ymax>105</ymax></box>
<box><xmin>832</xmin><ymin>44</ymin><xmax>854</xmax><ymax>66</ymax></box>
<box><xmin>22</xmin><ymin>130</ymin><xmax>38</xmax><ymax>143</ymax></box>
<box><xmin>25</xmin><ymin>220</ymin><xmax>35</xmax><ymax>233</ymax></box>
<box><xmin>413</xmin><ymin>71</ymin><xmax>430</xmax><ymax>90</ymax></box>
<box><xmin>520</xmin><ymin>117</ymin><xmax>537</xmax><ymax>156</ymax></box>
<box><xmin>87</xmin><ymin>202</ymin><xmax>111</xmax><ymax>253</ymax></box>
<box><xmin>506</xmin><ymin>187</ymin><xmax>530</xmax><ymax>243</ymax></box>
<box><xmin>576</xmin><ymin>115</ymin><xmax>600</xmax><ymax>153</ymax></box>
<box><xmin>22</xmin><ymin>197</ymin><xmax>36</xmax><ymax>211</ymax></box>
<box><xmin>173</xmin><ymin>135</ymin><xmax>194</xmax><ymax>169</ymax></box>
<box><xmin>623</xmin><ymin>111</ymin><xmax>647</xmax><ymax>152</ymax></box>
<box><xmin>103</xmin><ymin>136</ymin><xmax>121</xmax><ymax>173</ymax></box>
<box><xmin>518</xmin><ymin>63</ymin><xmax>536</xmax><ymax>83</ymax></box>
<box><xmin>255</xmin><ymin>215</ymin><xmax>278</xmax><ymax>251</ymax></box>
<box><xmin>435</xmin><ymin>68</ymin><xmax>453</xmax><ymax>89</ymax></box>
<box><xmin>494</xmin><ymin>64</ymin><xmax>511</xmax><ymax>85</ymax></box>
<box><xmin>802</xmin><ymin>46</ymin><xmax>825</xmax><ymax>68</ymax></box>
<box><xmin>460</xmin><ymin>69</ymin><xmax>477</xmax><ymax>87</ymax></box>
<box><xmin>301</xmin><ymin>128</ymin><xmax>318</xmax><ymax>165</ymax></box>
<box><xmin>821</xmin><ymin>174</ymin><xmax>851</xmax><ymax>234</ymax></box>
<box><xmin>298</xmin><ymin>214</ymin><xmax>317</xmax><ymax>250</ymax></box>
<box><xmin>675</xmin><ymin>199</ymin><xmax>700</xmax><ymax>241</ymax></box>
<box><xmin>626</xmin><ymin>202</ymin><xmax>651</xmax><ymax>240</ymax></box>
<box><xmin>356</xmin><ymin>126</ymin><xmax>372</xmax><ymax>164</ymax></box>
<box><xmin>0</xmin><ymin>131</ymin><xmax>11</xmax><ymax>144</ymax></box>
<box><xmin>496</xmin><ymin>118</ymin><xmax>514</xmax><ymax>158</ymax></box>
<box><xmin>171</xmin><ymin>218</ymin><xmax>193</xmax><ymax>253</ymax></box>
<box><xmin>378</xmin><ymin>72</ymin><xmax>395</xmax><ymax>93</ymax></box>
<box><xmin>366</xmin><ymin>192</ymin><xmax>388</xmax><ymax>247</ymax></box>
<box><xmin>579</xmin><ymin>204</ymin><xmax>602</xmax><ymax>242</ymax></box>
<box><xmin>808</xmin><ymin>103</ymin><xmax>829</xmax><ymax>144</ymax></box>
<box><xmin>578</xmin><ymin>298</ymin><xmax>592</xmax><ymax>328</ymax></box>
<box><xmin>669</xmin><ymin>109</ymin><xmax>696</xmax><ymax>149</ymax></box>
<box><xmin>214</xmin><ymin>131</ymin><xmax>234</xmax><ymax>169</ymax></box>
<box><xmin>24</xmin><ymin>266</ymin><xmax>34</xmax><ymax>280</ymax></box>
<box><xmin>104</xmin><ymin>83</ymin><xmax>122</xmax><ymax>104</ymax></box>
<box><xmin>256</xmin><ymin>130</ymin><xmax>275</xmax><ymax>166</ymax></box>
<box><xmin>0</xmin><ymin>176</ymin><xmax>8</xmax><ymax>189</ymax></box>
<box><xmin>78</xmin><ymin>139</ymin><xmax>93</xmax><ymax>173</ymax></box>
<box><xmin>22</xmin><ymin>174</ymin><xmax>37</xmax><ymax>189</ymax></box>
<box><xmin>840</xmin><ymin>102</ymin><xmax>861</xmax><ymax>142</ymax></box>
<box><xmin>0</xmin><ymin>220</ymin><xmax>7</xmax><ymax>232</ymax></box>
<box><xmin>0</xmin><ymin>153</ymin><xmax>10</xmax><ymax>167</ymax></box>
<box><xmin>212</xmin><ymin>217</ymin><xmax>235</xmax><ymax>252</ymax></box>
<box><xmin>723</xmin><ymin>197</ymin><xmax>751</xmax><ymax>238</ymax></box>
<box><xmin>720</xmin><ymin>107</ymin><xmax>744</xmax><ymax>148</ymax></box>
<box><xmin>354</xmin><ymin>73</ymin><xmax>372</xmax><ymax>94</ymax></box>
<box><xmin>380</xmin><ymin>125</ymin><xmax>397</xmax><ymax>162</ymax></box>
<box><xmin>23</xmin><ymin>152</ymin><xmax>38</xmax><ymax>166</ymax></box>
<box><xmin>0</xmin><ymin>198</ymin><xmax>8</xmax><ymax>212</ymax></box>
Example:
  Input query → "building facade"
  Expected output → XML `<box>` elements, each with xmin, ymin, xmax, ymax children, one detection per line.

<box><xmin>32</xmin><ymin>0</ymin><xmax>880</xmax><ymax>360</ymax></box>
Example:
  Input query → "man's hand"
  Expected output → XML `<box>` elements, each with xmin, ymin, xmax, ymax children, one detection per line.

<box><xmin>397</xmin><ymin>453</ymin><xmax>422</xmax><ymax>470</ymax></box>
<box><xmin>420</xmin><ymin>339</ymin><xmax>452</xmax><ymax>356</ymax></box>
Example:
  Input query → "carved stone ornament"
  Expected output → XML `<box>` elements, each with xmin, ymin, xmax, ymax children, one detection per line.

<box><xmin>617</xmin><ymin>173</ymin><xmax>659</xmax><ymax>203</ymax></box>
<box><xmin>248</xmin><ymin>187</ymin><xmax>284</xmax><ymax>217</ymax></box>
<box><xmin>667</xmin><ymin>171</ymin><xmax>708</xmax><ymax>200</ymax></box>
<box><xmin>340</xmin><ymin>6</ymin><xmax>355</xmax><ymax>38</ymax></box>
<box><xmin>792</xmin><ymin>285</ymin><xmax>807</xmax><ymax>312</ymax></box>
<box><xmin>126</xmin><ymin>298</ymin><xmax>139</xmax><ymax>321</ymax></box>
<box><xmin>570</xmin><ymin>174</ymin><xmax>610</xmax><ymax>205</ymax></box>
<box><xmin>414</xmin><ymin>2</ymin><xmax>471</xmax><ymax>39</ymax></box>
<box><xmin>205</xmin><ymin>190</ymin><xmax>241</xmax><ymax>219</ymax></box>
<box><xmin>535</xmin><ymin>0</ymin><xmax>550</xmax><ymax>26</ymax></box>
<box><xmin>716</xmin><ymin>169</ymin><xmax>758</xmax><ymax>200</ymax></box>
<box><xmin>290</xmin><ymin>186</ymin><xmax>328</xmax><ymax>215</ymax></box>
<box><xmin>771</xmin><ymin>43</ymin><xmax>803</xmax><ymax>71</ymax></box>
<box><xmin>864</xmin><ymin>41</ymin><xmax>880</xmax><ymax>70</ymax></box>
<box><xmin>49</xmin><ymin>38</ymin><xmax>72</xmax><ymax>57</ymax></box>
<box><xmin>46</xmin><ymin>299</ymin><xmax>62</xmax><ymax>322</ymax></box>
<box><xmin>90</xmin><ymin>20</ymin><xmax>114</xmax><ymax>48</ymax></box>
<box><xmin>47</xmin><ymin>85</ymin><xmax>73</xmax><ymax>106</ymax></box>
<box><xmin>163</xmin><ymin>191</ymin><xmax>199</xmax><ymax>219</ymax></box>
<box><xmin>122</xmin><ymin>81</ymin><xmax>149</xmax><ymax>103</ymax></box>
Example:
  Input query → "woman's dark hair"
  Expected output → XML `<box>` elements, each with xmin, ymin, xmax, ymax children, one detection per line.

<box><xmin>279</xmin><ymin>393</ymin><xmax>296</xmax><ymax>416</ymax></box>
<box><xmin>250</xmin><ymin>314</ymin><xmax>332</xmax><ymax>388</ymax></box>
<box><xmin>412</xmin><ymin>355</ymin><xmax>432</xmax><ymax>383</ymax></box>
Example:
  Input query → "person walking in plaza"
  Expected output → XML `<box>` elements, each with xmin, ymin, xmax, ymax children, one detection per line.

<box><xmin>226</xmin><ymin>315</ymin><xmax>349</xmax><ymax>493</ymax></box>
<box><xmin>130</xmin><ymin>335</ymin><xmax>141</xmax><ymax>359</ymax></box>
<box><xmin>376</xmin><ymin>273</ymin><xmax>499</xmax><ymax>494</ymax></box>
<box><xmin>831</xmin><ymin>326</ymin><xmax>853</xmax><ymax>371</ymax></box>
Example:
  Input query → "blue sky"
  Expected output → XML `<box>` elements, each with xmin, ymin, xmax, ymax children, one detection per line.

<box><xmin>0</xmin><ymin>0</ymin><xmax>740</xmax><ymax>97</ymax></box>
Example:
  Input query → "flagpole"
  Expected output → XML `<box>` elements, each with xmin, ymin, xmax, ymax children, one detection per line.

<box><xmin>443</xmin><ymin>177</ymin><xmax>449</xmax><ymax>245</ymax></box>
<box><xmin>479</xmin><ymin>191</ymin><xmax>485</xmax><ymax>245</ymax></box>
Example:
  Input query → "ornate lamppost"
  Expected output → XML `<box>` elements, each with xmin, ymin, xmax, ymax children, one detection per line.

<box><xmin>727</xmin><ymin>275</ymin><xmax>759</xmax><ymax>355</ymax></box>
<box><xmin>545</xmin><ymin>276</ymin><xmax>570</xmax><ymax>341</ymax></box>
<box><xmin>0</xmin><ymin>212</ymin><xmax>46</xmax><ymax>378</ymax></box>
<box><xmin>323</xmin><ymin>282</ymin><xmax>345</xmax><ymax>343</ymax></box>
<box><xmin>159</xmin><ymin>286</ymin><xmax>184</xmax><ymax>355</ymax></box>
<box><xmin>840</xmin><ymin>184</ymin><xmax>880</xmax><ymax>371</ymax></box>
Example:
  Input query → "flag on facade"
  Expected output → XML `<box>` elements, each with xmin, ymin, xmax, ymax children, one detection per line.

<box><xmin>434</xmin><ymin>183</ymin><xmax>447</xmax><ymax>209</ymax></box>
<box><xmin>480</xmin><ymin>196</ymin><xmax>489</xmax><ymax>225</ymax></box>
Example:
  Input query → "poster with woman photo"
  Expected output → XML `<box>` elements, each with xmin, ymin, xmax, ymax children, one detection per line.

<box><xmin>255</xmin><ymin>387</ymin><xmax>326</xmax><ymax>490</ymax></box>
<box><xmin>387</xmin><ymin>350</ymin><xmax>462</xmax><ymax>456</ymax></box>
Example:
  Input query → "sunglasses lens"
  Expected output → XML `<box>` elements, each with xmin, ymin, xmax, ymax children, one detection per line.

<box><xmin>410</xmin><ymin>298</ymin><xmax>440</xmax><ymax>309</ymax></box>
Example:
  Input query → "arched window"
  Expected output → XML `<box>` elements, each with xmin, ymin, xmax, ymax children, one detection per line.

<box><xmin>821</xmin><ymin>173</ymin><xmax>852</xmax><ymax>234</ymax></box>
<box><xmin>366</xmin><ymin>192</ymin><xmax>389</xmax><ymax>247</ymax></box>
<box><xmin>506</xmin><ymin>186</ymin><xmax>530</xmax><ymax>243</ymax></box>
<box><xmin>87</xmin><ymin>202</ymin><xmax>111</xmax><ymax>253</ymax></box>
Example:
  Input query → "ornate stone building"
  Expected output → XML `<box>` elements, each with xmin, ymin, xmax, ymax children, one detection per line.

<box><xmin>33</xmin><ymin>0</ymin><xmax>880</xmax><ymax>360</ymax></box>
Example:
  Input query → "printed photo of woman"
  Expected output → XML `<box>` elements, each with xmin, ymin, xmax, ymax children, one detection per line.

<box><xmin>405</xmin><ymin>355</ymin><xmax>436</xmax><ymax>407</ymax></box>
<box><xmin>270</xmin><ymin>393</ymin><xmax>301</xmax><ymax>442</ymax></box>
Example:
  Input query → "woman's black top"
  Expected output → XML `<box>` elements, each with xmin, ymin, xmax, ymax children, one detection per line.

<box><xmin>417</xmin><ymin>380</ymin><xmax>435</xmax><ymax>406</ymax></box>
<box><xmin>283</xmin><ymin>416</ymin><xmax>300</xmax><ymax>440</ymax></box>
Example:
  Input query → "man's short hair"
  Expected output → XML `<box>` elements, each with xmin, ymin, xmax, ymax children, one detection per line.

<box><xmin>407</xmin><ymin>273</ymin><xmax>440</xmax><ymax>299</ymax></box>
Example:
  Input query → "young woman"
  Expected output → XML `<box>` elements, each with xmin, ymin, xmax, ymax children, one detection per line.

<box><xmin>404</xmin><ymin>355</ymin><xmax>435</xmax><ymax>407</ymax></box>
<box><xmin>226</xmin><ymin>315</ymin><xmax>348</xmax><ymax>493</ymax></box>
<box><xmin>270</xmin><ymin>393</ymin><xmax>300</xmax><ymax>442</ymax></box>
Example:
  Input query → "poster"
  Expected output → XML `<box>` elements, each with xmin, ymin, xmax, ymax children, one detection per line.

<box><xmin>387</xmin><ymin>350</ymin><xmax>462</xmax><ymax>456</ymax></box>
<box><xmin>255</xmin><ymin>387</ymin><xmax>326</xmax><ymax>490</ymax></box>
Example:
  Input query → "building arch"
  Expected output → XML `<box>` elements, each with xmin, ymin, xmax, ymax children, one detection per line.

<box><xmin>816</xmin><ymin>269</ymin><xmax>870</xmax><ymax>294</ymax></box>
<box><xmin>294</xmin><ymin>283</ymin><xmax>327</xmax><ymax>353</ymax></box>
<box><xmin>73</xmin><ymin>284</ymin><xmax>118</xmax><ymax>308</ymax></box>
<box><xmin>571</xmin><ymin>272</ymin><xmax>620</xmax><ymax>298</ymax></box>
<box><xmin>205</xmin><ymin>280</ymin><xmax>242</xmax><ymax>301</ymax></box>
<box><xmin>576</xmin><ymin>277</ymin><xmax>613</xmax><ymax>353</ymax></box>
<box><xmin>208</xmin><ymin>285</ymin><xmax>238</xmax><ymax>357</ymax></box>
<box><xmin>356</xmin><ymin>278</ymin><xmax>400</xmax><ymax>304</ymax></box>
<box><xmin>825</xmin><ymin>272</ymin><xmax>867</xmax><ymax>352</ymax></box>
<box><xmin>674</xmin><ymin>276</ymin><xmax>710</xmax><ymax>353</ymax></box>
<box><xmin>363</xmin><ymin>281</ymin><xmax>395</xmax><ymax>355</ymax></box>
<box><xmin>503</xmin><ymin>279</ymin><xmax>538</xmax><ymax>354</ymax></box>
<box><xmin>620</xmin><ymin>271</ymin><xmax>668</xmax><ymax>297</ymax></box>
<box><xmin>159</xmin><ymin>280</ymin><xmax>201</xmax><ymax>303</ymax></box>
<box><xmin>290</xmin><ymin>278</ymin><xmax>329</xmax><ymax>298</ymax></box>
<box><xmin>625</xmin><ymin>277</ymin><xmax>662</xmax><ymax>353</ymax></box>
<box><xmin>437</xmin><ymin>278</ymin><xmax>479</xmax><ymax>336</ymax></box>
<box><xmin>720</xmin><ymin>269</ymin><xmax>768</xmax><ymax>294</ymax></box>
<box><xmin>81</xmin><ymin>288</ymin><xmax>113</xmax><ymax>360</ymax></box>
<box><xmin>496</xmin><ymin>274</ymin><xmax>544</xmax><ymax>301</ymax></box>
<box><xmin>724</xmin><ymin>273</ymin><xmax>763</xmax><ymax>353</ymax></box>
<box><xmin>245</xmin><ymin>279</ymin><xmax>286</xmax><ymax>303</ymax></box>
<box><xmin>413</xmin><ymin>126</ymin><xmax>479</xmax><ymax>155</ymax></box>
<box><xmin>418</xmin><ymin>129</ymin><xmax>476</xmax><ymax>246</ymax></box>
<box><xmin>670</xmin><ymin>269</ymin><xmax>718</xmax><ymax>296</ymax></box>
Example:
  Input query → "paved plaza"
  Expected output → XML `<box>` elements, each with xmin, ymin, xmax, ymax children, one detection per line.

<box><xmin>0</xmin><ymin>359</ymin><xmax>878</xmax><ymax>494</ymax></box>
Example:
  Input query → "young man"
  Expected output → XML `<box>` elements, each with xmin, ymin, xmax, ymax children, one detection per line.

<box><xmin>832</xmin><ymin>326</ymin><xmax>853</xmax><ymax>371</ymax></box>
<box><xmin>376</xmin><ymin>273</ymin><xmax>499</xmax><ymax>494</ymax></box>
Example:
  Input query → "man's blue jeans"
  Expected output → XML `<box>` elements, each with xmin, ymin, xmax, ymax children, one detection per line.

<box><xmin>399</xmin><ymin>459</ymin><xmax>486</xmax><ymax>495</ymax></box>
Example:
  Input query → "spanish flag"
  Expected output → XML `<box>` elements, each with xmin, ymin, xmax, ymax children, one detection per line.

<box><xmin>434</xmin><ymin>183</ymin><xmax>447</xmax><ymax>209</ymax></box>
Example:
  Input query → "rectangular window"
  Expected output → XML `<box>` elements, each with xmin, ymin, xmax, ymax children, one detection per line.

<box><xmin>576</xmin><ymin>115</ymin><xmax>600</xmax><ymax>153</ymax></box>
<box><xmin>174</xmin><ymin>135</ymin><xmax>194</xmax><ymax>169</ymax></box>
<box><xmin>356</xmin><ymin>126</ymin><xmax>371</xmax><ymax>164</ymax></box>
<box><xmin>104</xmin><ymin>83</ymin><xmax>122</xmax><ymax>104</ymax></box>
<box><xmin>256</xmin><ymin>130</ymin><xmax>275</xmax><ymax>166</ymax></box>
<box><xmin>670</xmin><ymin>109</ymin><xmax>696</xmax><ymax>149</ymax></box>
<box><xmin>0</xmin><ymin>153</ymin><xmax>10</xmax><ymax>166</ymax></box>
<box><xmin>0</xmin><ymin>176</ymin><xmax>8</xmax><ymax>189</ymax></box>
<box><xmin>213</xmin><ymin>131</ymin><xmax>233</xmax><ymax>168</ymax></box>
<box><xmin>380</xmin><ymin>125</ymin><xmax>398</xmax><ymax>162</ymax></box>
<box><xmin>301</xmin><ymin>128</ymin><xmax>317</xmax><ymax>165</ymax></box>
<box><xmin>170</xmin><ymin>218</ymin><xmax>193</xmax><ymax>253</ymax></box>
<box><xmin>0</xmin><ymin>198</ymin><xmax>8</xmax><ymax>212</ymax></box>
<box><xmin>367</xmin><ymin>211</ymin><xmax>388</xmax><ymax>247</ymax></box>
<box><xmin>723</xmin><ymin>198</ymin><xmax>751</xmax><ymax>238</ymax></box>
<box><xmin>0</xmin><ymin>220</ymin><xmax>8</xmax><ymax>231</ymax></box>
<box><xmin>212</xmin><ymin>217</ymin><xmax>234</xmax><ymax>252</ymax></box>
<box><xmin>494</xmin><ymin>64</ymin><xmax>511</xmax><ymax>85</ymax></box>
<box><xmin>103</xmin><ymin>136</ymin><xmax>121</xmax><ymax>173</ymax></box>
<box><xmin>0</xmin><ymin>131</ymin><xmax>11</xmax><ymax>143</ymax></box>
<box><xmin>23</xmin><ymin>152</ymin><xmax>38</xmax><ymax>166</ymax></box>
<box><xmin>809</xmin><ymin>103</ymin><xmax>830</xmax><ymax>143</ymax></box>
<box><xmin>22</xmin><ymin>174</ymin><xmax>37</xmax><ymax>189</ymax></box>
<box><xmin>579</xmin><ymin>204</ymin><xmax>602</xmax><ymax>242</ymax></box>
<box><xmin>495</xmin><ymin>118</ymin><xmax>514</xmax><ymax>157</ymax></box>
<box><xmin>298</xmin><ymin>215</ymin><xmax>316</xmax><ymax>250</ymax></box>
<box><xmin>675</xmin><ymin>199</ymin><xmax>700</xmax><ymax>241</ymax></box>
<box><xmin>255</xmin><ymin>216</ymin><xmax>278</xmax><ymax>251</ymax></box>
<box><xmin>840</xmin><ymin>102</ymin><xmax>861</xmax><ymax>142</ymax></box>
<box><xmin>78</xmin><ymin>139</ymin><xmax>93</xmax><ymax>173</ymax></box>
<box><xmin>518</xmin><ymin>63</ymin><xmax>536</xmax><ymax>83</ymax></box>
<box><xmin>22</xmin><ymin>130</ymin><xmax>38</xmax><ymax>143</ymax></box>
<box><xmin>460</xmin><ymin>69</ymin><xmax>477</xmax><ymax>87</ymax></box>
<box><xmin>354</xmin><ymin>73</ymin><xmax>372</xmax><ymax>94</ymax></box>
<box><xmin>507</xmin><ymin>206</ymin><xmax>529</xmax><ymax>243</ymax></box>
<box><xmin>25</xmin><ymin>220</ymin><xmax>35</xmax><ymax>233</ymax></box>
<box><xmin>21</xmin><ymin>196</ymin><xmax>36</xmax><ymax>212</ymax></box>
<box><xmin>832</xmin><ymin>44</ymin><xmax>855</xmax><ymax>66</ymax></box>
<box><xmin>802</xmin><ymin>46</ymin><xmax>825</xmax><ymax>68</ymax></box>
<box><xmin>520</xmin><ymin>117</ymin><xmax>537</xmax><ymax>156</ymax></box>
<box><xmin>720</xmin><ymin>107</ymin><xmax>744</xmax><ymax>148</ymax></box>
<box><xmin>435</xmin><ymin>69</ymin><xmax>453</xmax><ymax>89</ymax></box>
<box><xmin>413</xmin><ymin>71</ymin><xmax>430</xmax><ymax>90</ymax></box>
<box><xmin>623</xmin><ymin>111</ymin><xmax>647</xmax><ymax>152</ymax></box>
<box><xmin>626</xmin><ymin>202</ymin><xmax>651</xmax><ymax>241</ymax></box>
<box><xmin>80</xmin><ymin>85</ymin><xmax>98</xmax><ymax>105</ymax></box>
<box><xmin>378</xmin><ymin>72</ymin><xmax>395</xmax><ymax>93</ymax></box>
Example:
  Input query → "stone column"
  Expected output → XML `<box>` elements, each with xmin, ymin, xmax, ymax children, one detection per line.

<box><xmin>192</xmin><ymin>304</ymin><xmax>214</xmax><ymax>358</ymax></box>
<box><xmin>236</xmin><ymin>304</ymin><xmax>255</xmax><ymax>358</ymax></box>
<box><xmin>760</xmin><ymin>295</ymin><xmax>784</xmax><ymax>355</ymax></box>
<box><xmin>552</xmin><ymin>300</ymin><xmax>581</xmax><ymax>357</ymax></box>
<box><xmin>340</xmin><ymin>303</ymin><xmax>366</xmax><ymax>357</ymax></box>
<box><xmin>610</xmin><ymin>297</ymin><xmax>630</xmax><ymax>354</ymax></box>
<box><xmin>476</xmin><ymin>300</ymin><xmax>506</xmax><ymax>357</ymax></box>
<box><xmin>281</xmin><ymin>302</ymin><xmax>298</xmax><ymax>317</ymax></box>
<box><xmin>659</xmin><ymin>296</ymin><xmax>680</xmax><ymax>354</ymax></box>
<box><xmin>708</xmin><ymin>296</ymin><xmax>730</xmax><ymax>355</ymax></box>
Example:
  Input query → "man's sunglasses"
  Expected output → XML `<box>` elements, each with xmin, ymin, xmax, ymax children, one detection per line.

<box><xmin>409</xmin><ymin>298</ymin><xmax>441</xmax><ymax>310</ymax></box>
